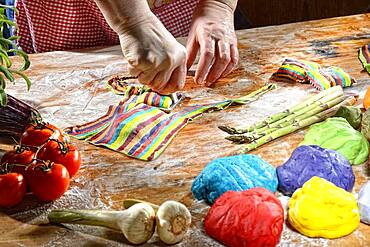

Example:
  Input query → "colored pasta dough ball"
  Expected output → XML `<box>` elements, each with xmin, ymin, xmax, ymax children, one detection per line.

<box><xmin>277</xmin><ymin>145</ymin><xmax>355</xmax><ymax>196</ymax></box>
<box><xmin>334</xmin><ymin>105</ymin><xmax>362</xmax><ymax>129</ymax></box>
<box><xmin>358</xmin><ymin>181</ymin><xmax>370</xmax><ymax>224</ymax></box>
<box><xmin>192</xmin><ymin>154</ymin><xmax>278</xmax><ymax>204</ymax></box>
<box><xmin>300</xmin><ymin>117</ymin><xmax>369</xmax><ymax>165</ymax></box>
<box><xmin>289</xmin><ymin>176</ymin><xmax>360</xmax><ymax>239</ymax></box>
<box><xmin>204</xmin><ymin>188</ymin><xmax>284</xmax><ymax>247</ymax></box>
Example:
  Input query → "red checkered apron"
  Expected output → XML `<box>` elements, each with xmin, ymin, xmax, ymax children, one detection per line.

<box><xmin>15</xmin><ymin>0</ymin><xmax>199</xmax><ymax>53</ymax></box>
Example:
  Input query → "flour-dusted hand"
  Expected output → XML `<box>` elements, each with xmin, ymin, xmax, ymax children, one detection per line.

<box><xmin>119</xmin><ymin>13</ymin><xmax>187</xmax><ymax>94</ymax></box>
<box><xmin>187</xmin><ymin>0</ymin><xmax>239</xmax><ymax>86</ymax></box>
<box><xmin>95</xmin><ymin>0</ymin><xmax>187</xmax><ymax>94</ymax></box>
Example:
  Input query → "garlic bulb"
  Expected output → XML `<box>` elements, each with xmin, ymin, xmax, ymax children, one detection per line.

<box><xmin>156</xmin><ymin>200</ymin><xmax>192</xmax><ymax>244</ymax></box>
<box><xmin>117</xmin><ymin>203</ymin><xmax>156</xmax><ymax>244</ymax></box>
<box><xmin>48</xmin><ymin>203</ymin><xmax>155</xmax><ymax>245</ymax></box>
<box><xmin>122</xmin><ymin>199</ymin><xmax>192</xmax><ymax>244</ymax></box>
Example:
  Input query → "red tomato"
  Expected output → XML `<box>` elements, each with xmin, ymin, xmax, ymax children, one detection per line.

<box><xmin>28</xmin><ymin>162</ymin><xmax>70</xmax><ymax>201</ymax></box>
<box><xmin>1</xmin><ymin>148</ymin><xmax>35</xmax><ymax>176</ymax></box>
<box><xmin>0</xmin><ymin>173</ymin><xmax>26</xmax><ymax>207</ymax></box>
<box><xmin>37</xmin><ymin>140</ymin><xmax>81</xmax><ymax>178</ymax></box>
<box><xmin>20</xmin><ymin>123</ymin><xmax>63</xmax><ymax>147</ymax></box>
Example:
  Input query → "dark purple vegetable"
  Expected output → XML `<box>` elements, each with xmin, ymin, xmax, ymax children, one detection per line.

<box><xmin>0</xmin><ymin>94</ymin><xmax>40</xmax><ymax>139</ymax></box>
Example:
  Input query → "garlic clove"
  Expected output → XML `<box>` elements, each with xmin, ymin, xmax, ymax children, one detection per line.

<box><xmin>117</xmin><ymin>203</ymin><xmax>156</xmax><ymax>245</ymax></box>
<box><xmin>156</xmin><ymin>200</ymin><xmax>192</xmax><ymax>244</ymax></box>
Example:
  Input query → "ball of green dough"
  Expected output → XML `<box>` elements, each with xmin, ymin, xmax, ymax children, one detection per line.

<box><xmin>334</xmin><ymin>106</ymin><xmax>362</xmax><ymax>129</ymax></box>
<box><xmin>300</xmin><ymin>117</ymin><xmax>369</xmax><ymax>165</ymax></box>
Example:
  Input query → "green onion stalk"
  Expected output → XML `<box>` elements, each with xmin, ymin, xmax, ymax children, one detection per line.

<box><xmin>48</xmin><ymin>200</ymin><xmax>192</xmax><ymax>245</ymax></box>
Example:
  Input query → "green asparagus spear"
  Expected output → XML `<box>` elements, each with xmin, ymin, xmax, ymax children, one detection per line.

<box><xmin>232</xmin><ymin>83</ymin><xmax>277</xmax><ymax>104</ymax></box>
<box><xmin>250</xmin><ymin>89</ymin><xmax>343</xmax><ymax>134</ymax></box>
<box><xmin>227</xmin><ymin>94</ymin><xmax>347</xmax><ymax>143</ymax></box>
<box><xmin>219</xmin><ymin>86</ymin><xmax>343</xmax><ymax>135</ymax></box>
<box><xmin>239</xmin><ymin>95</ymin><xmax>356</xmax><ymax>152</ymax></box>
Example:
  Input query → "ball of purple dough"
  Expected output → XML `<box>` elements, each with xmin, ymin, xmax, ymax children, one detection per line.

<box><xmin>277</xmin><ymin>145</ymin><xmax>355</xmax><ymax>196</ymax></box>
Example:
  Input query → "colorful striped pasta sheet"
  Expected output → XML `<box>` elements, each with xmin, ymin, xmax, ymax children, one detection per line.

<box><xmin>107</xmin><ymin>76</ymin><xmax>149</xmax><ymax>96</ymax></box>
<box><xmin>107</xmin><ymin>76</ymin><xmax>184</xmax><ymax>112</ymax></box>
<box><xmin>65</xmin><ymin>84</ymin><xmax>276</xmax><ymax>161</ymax></box>
<box><xmin>358</xmin><ymin>44</ymin><xmax>370</xmax><ymax>74</ymax></box>
<box><xmin>64</xmin><ymin>88</ymin><xmax>182</xmax><ymax>139</ymax></box>
<box><xmin>271</xmin><ymin>58</ymin><xmax>356</xmax><ymax>90</ymax></box>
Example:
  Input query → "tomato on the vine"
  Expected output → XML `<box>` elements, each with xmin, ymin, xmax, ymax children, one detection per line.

<box><xmin>1</xmin><ymin>147</ymin><xmax>35</xmax><ymax>176</ymax></box>
<box><xmin>0</xmin><ymin>173</ymin><xmax>26</xmax><ymax>207</ymax></box>
<box><xmin>37</xmin><ymin>140</ymin><xmax>81</xmax><ymax>178</ymax></box>
<box><xmin>27</xmin><ymin>161</ymin><xmax>70</xmax><ymax>201</ymax></box>
<box><xmin>20</xmin><ymin>123</ymin><xmax>63</xmax><ymax>147</ymax></box>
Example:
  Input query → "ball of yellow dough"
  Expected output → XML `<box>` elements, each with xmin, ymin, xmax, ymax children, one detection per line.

<box><xmin>288</xmin><ymin>176</ymin><xmax>360</xmax><ymax>239</ymax></box>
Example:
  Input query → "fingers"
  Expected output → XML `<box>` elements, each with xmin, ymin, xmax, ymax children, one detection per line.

<box><xmin>127</xmin><ymin>64</ymin><xmax>141</xmax><ymax>77</ymax></box>
<box><xmin>128</xmin><ymin>53</ymin><xmax>159</xmax><ymax>85</ymax></box>
<box><xmin>186</xmin><ymin>36</ymin><xmax>199</xmax><ymax>70</ymax></box>
<box><xmin>151</xmin><ymin>69</ymin><xmax>174</xmax><ymax>92</ymax></box>
<box><xmin>153</xmin><ymin>63</ymin><xmax>186</xmax><ymax>94</ymax></box>
<box><xmin>221</xmin><ymin>43</ymin><xmax>239</xmax><ymax>77</ymax></box>
<box><xmin>193</xmin><ymin>40</ymin><xmax>239</xmax><ymax>86</ymax></box>
<box><xmin>205</xmin><ymin>41</ymin><xmax>231</xmax><ymax>85</ymax></box>
<box><xmin>138</xmin><ymin>69</ymin><xmax>159</xmax><ymax>85</ymax></box>
<box><xmin>170</xmin><ymin>63</ymin><xmax>187</xmax><ymax>90</ymax></box>
<box><xmin>133</xmin><ymin>41</ymin><xmax>238</xmax><ymax>89</ymax></box>
<box><xmin>194</xmin><ymin>38</ymin><xmax>215</xmax><ymax>85</ymax></box>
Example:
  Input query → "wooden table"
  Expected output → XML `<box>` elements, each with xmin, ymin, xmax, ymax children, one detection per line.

<box><xmin>1</xmin><ymin>14</ymin><xmax>370</xmax><ymax>247</ymax></box>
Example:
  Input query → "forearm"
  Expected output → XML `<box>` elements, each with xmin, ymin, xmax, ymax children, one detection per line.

<box><xmin>94</xmin><ymin>0</ymin><xmax>152</xmax><ymax>34</ymax></box>
<box><xmin>198</xmin><ymin>0</ymin><xmax>238</xmax><ymax>12</ymax></box>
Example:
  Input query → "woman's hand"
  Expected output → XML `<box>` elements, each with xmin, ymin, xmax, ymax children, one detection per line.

<box><xmin>95</xmin><ymin>0</ymin><xmax>187</xmax><ymax>94</ymax></box>
<box><xmin>119</xmin><ymin>13</ymin><xmax>187</xmax><ymax>94</ymax></box>
<box><xmin>186</xmin><ymin>0</ymin><xmax>239</xmax><ymax>86</ymax></box>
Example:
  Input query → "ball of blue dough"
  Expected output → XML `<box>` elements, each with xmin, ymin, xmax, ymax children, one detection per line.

<box><xmin>276</xmin><ymin>145</ymin><xmax>355</xmax><ymax>196</ymax></box>
<box><xmin>191</xmin><ymin>154</ymin><xmax>278</xmax><ymax>204</ymax></box>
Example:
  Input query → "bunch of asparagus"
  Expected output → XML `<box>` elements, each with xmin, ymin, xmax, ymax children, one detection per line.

<box><xmin>219</xmin><ymin>86</ymin><xmax>357</xmax><ymax>153</ymax></box>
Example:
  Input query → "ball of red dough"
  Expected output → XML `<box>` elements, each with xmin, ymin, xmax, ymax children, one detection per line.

<box><xmin>204</xmin><ymin>188</ymin><xmax>284</xmax><ymax>247</ymax></box>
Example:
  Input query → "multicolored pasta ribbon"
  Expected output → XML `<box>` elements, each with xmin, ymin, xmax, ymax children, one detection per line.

<box><xmin>107</xmin><ymin>76</ymin><xmax>183</xmax><ymax>112</ymax></box>
<box><xmin>65</xmin><ymin>82</ymin><xmax>276</xmax><ymax>161</ymax></box>
<box><xmin>359</xmin><ymin>44</ymin><xmax>370</xmax><ymax>74</ymax></box>
<box><xmin>271</xmin><ymin>58</ymin><xmax>356</xmax><ymax>90</ymax></box>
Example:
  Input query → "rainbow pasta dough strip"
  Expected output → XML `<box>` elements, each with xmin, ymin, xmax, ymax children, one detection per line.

<box><xmin>66</xmin><ymin>84</ymin><xmax>275</xmax><ymax>160</ymax></box>
<box><xmin>106</xmin><ymin>76</ymin><xmax>182</xmax><ymax>110</ymax></box>
<box><xmin>64</xmin><ymin>83</ymin><xmax>182</xmax><ymax>139</ymax></box>
<box><xmin>64</xmin><ymin>100</ymin><xmax>129</xmax><ymax>139</ymax></box>
<box><xmin>271</xmin><ymin>58</ymin><xmax>356</xmax><ymax>90</ymax></box>
<box><xmin>272</xmin><ymin>58</ymin><xmax>320</xmax><ymax>83</ymax></box>
<box><xmin>87</xmin><ymin>99</ymin><xmax>256</xmax><ymax>161</ymax></box>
